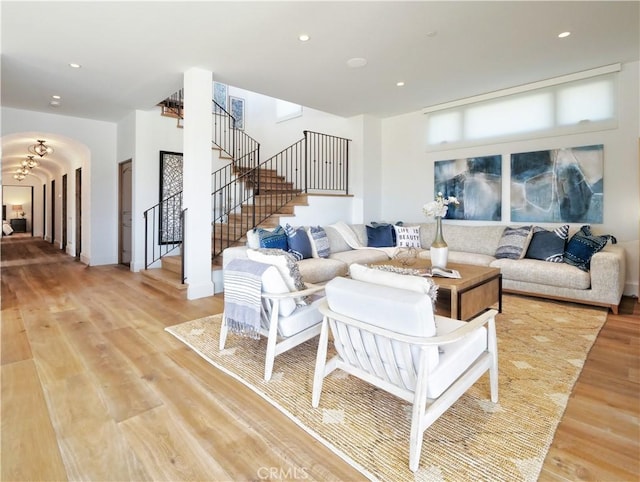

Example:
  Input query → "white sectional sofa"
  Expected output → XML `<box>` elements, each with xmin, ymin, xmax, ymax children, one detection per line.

<box><xmin>223</xmin><ymin>222</ymin><xmax>626</xmax><ymax>314</ymax></box>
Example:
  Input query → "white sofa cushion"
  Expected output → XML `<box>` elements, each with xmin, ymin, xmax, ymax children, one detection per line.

<box><xmin>297</xmin><ymin>257</ymin><xmax>348</xmax><ymax>284</ymax></box>
<box><xmin>491</xmin><ymin>257</ymin><xmax>591</xmax><ymax>289</ymax></box>
<box><xmin>330</xmin><ymin>249</ymin><xmax>389</xmax><ymax>266</ymax></box>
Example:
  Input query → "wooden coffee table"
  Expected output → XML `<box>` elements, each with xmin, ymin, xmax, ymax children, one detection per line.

<box><xmin>369</xmin><ymin>258</ymin><xmax>502</xmax><ymax>320</ymax></box>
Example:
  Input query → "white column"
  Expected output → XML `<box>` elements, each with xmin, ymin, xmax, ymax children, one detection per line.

<box><xmin>183</xmin><ymin>68</ymin><xmax>214</xmax><ymax>299</ymax></box>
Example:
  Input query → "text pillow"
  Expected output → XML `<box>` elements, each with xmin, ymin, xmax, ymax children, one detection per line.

<box><xmin>393</xmin><ymin>225</ymin><xmax>421</xmax><ymax>248</ymax></box>
<box><xmin>495</xmin><ymin>226</ymin><xmax>533</xmax><ymax>259</ymax></box>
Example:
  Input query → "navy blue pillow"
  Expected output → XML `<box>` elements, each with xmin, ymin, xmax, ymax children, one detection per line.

<box><xmin>564</xmin><ymin>225</ymin><xmax>616</xmax><ymax>271</ymax></box>
<box><xmin>525</xmin><ymin>225</ymin><xmax>569</xmax><ymax>262</ymax></box>
<box><xmin>257</xmin><ymin>225</ymin><xmax>288</xmax><ymax>250</ymax></box>
<box><xmin>366</xmin><ymin>224</ymin><xmax>395</xmax><ymax>247</ymax></box>
<box><xmin>284</xmin><ymin>224</ymin><xmax>312</xmax><ymax>261</ymax></box>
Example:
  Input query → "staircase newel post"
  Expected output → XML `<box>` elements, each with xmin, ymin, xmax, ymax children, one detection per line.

<box><xmin>303</xmin><ymin>130</ymin><xmax>309</xmax><ymax>193</ymax></box>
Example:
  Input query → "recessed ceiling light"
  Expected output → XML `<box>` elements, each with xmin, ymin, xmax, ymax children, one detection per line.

<box><xmin>346</xmin><ymin>57</ymin><xmax>367</xmax><ymax>69</ymax></box>
<box><xmin>69</xmin><ymin>63</ymin><xmax>81</xmax><ymax>68</ymax></box>
<box><xmin>50</xmin><ymin>100</ymin><xmax>61</xmax><ymax>107</ymax></box>
<box><xmin>396</xmin><ymin>81</ymin><xmax>405</xmax><ymax>87</ymax></box>
<box><xmin>298</xmin><ymin>34</ymin><xmax>310</xmax><ymax>42</ymax></box>
<box><xmin>558</xmin><ymin>31</ymin><xmax>571</xmax><ymax>38</ymax></box>
<box><xmin>52</xmin><ymin>95</ymin><xmax>61</xmax><ymax>100</ymax></box>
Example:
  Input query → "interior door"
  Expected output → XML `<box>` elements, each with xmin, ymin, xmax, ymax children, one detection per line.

<box><xmin>119</xmin><ymin>160</ymin><xmax>132</xmax><ymax>266</ymax></box>
<box><xmin>62</xmin><ymin>174</ymin><xmax>67</xmax><ymax>250</ymax></box>
<box><xmin>75</xmin><ymin>168</ymin><xmax>82</xmax><ymax>258</ymax></box>
<box><xmin>50</xmin><ymin>179</ymin><xmax>55</xmax><ymax>244</ymax></box>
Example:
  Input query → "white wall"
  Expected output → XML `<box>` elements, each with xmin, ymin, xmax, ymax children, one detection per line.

<box><xmin>129</xmin><ymin>109</ymin><xmax>183</xmax><ymax>271</ymax></box>
<box><xmin>227</xmin><ymin>85</ymin><xmax>355</xmax><ymax>161</ymax></box>
<box><xmin>380</xmin><ymin>61</ymin><xmax>640</xmax><ymax>296</ymax></box>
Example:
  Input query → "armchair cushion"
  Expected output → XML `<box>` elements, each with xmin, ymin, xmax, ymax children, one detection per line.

<box><xmin>325</xmin><ymin>277</ymin><xmax>436</xmax><ymax>337</ymax></box>
<box><xmin>261</xmin><ymin>266</ymin><xmax>297</xmax><ymax>317</ymax></box>
<box><xmin>350</xmin><ymin>263</ymin><xmax>438</xmax><ymax>304</ymax></box>
<box><xmin>429</xmin><ymin>316</ymin><xmax>487</xmax><ymax>398</ymax></box>
<box><xmin>275</xmin><ymin>299</ymin><xmax>324</xmax><ymax>337</ymax></box>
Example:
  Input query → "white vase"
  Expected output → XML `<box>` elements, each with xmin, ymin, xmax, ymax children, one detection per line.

<box><xmin>431</xmin><ymin>217</ymin><xmax>448</xmax><ymax>268</ymax></box>
<box><xmin>430</xmin><ymin>246</ymin><xmax>449</xmax><ymax>269</ymax></box>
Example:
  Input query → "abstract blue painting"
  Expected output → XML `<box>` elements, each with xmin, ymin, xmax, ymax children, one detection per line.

<box><xmin>510</xmin><ymin>145</ymin><xmax>603</xmax><ymax>223</ymax></box>
<box><xmin>434</xmin><ymin>155</ymin><xmax>502</xmax><ymax>221</ymax></box>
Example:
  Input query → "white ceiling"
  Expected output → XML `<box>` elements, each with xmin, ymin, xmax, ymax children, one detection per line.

<box><xmin>1</xmin><ymin>1</ymin><xmax>639</xmax><ymax>182</ymax></box>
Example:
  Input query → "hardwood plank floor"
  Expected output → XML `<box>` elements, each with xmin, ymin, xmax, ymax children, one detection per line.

<box><xmin>1</xmin><ymin>237</ymin><xmax>638</xmax><ymax>481</ymax></box>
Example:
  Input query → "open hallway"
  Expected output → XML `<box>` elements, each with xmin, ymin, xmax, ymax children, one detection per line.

<box><xmin>1</xmin><ymin>237</ymin><xmax>638</xmax><ymax>481</ymax></box>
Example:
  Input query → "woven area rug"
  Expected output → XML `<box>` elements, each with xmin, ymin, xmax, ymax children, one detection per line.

<box><xmin>165</xmin><ymin>295</ymin><xmax>607</xmax><ymax>482</ymax></box>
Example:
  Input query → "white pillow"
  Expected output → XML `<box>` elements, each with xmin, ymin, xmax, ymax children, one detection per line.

<box><xmin>350</xmin><ymin>263</ymin><xmax>436</xmax><ymax>298</ymax></box>
<box><xmin>261</xmin><ymin>266</ymin><xmax>297</xmax><ymax>317</ymax></box>
<box><xmin>393</xmin><ymin>225</ymin><xmax>421</xmax><ymax>248</ymax></box>
<box><xmin>246</xmin><ymin>248</ymin><xmax>307</xmax><ymax>305</ymax></box>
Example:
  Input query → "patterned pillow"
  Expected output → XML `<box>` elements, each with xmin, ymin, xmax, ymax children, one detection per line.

<box><xmin>393</xmin><ymin>225</ymin><xmax>421</xmax><ymax>248</ymax></box>
<box><xmin>284</xmin><ymin>224</ymin><xmax>313</xmax><ymax>260</ymax></box>
<box><xmin>525</xmin><ymin>225</ymin><xmax>569</xmax><ymax>262</ymax></box>
<box><xmin>366</xmin><ymin>224</ymin><xmax>395</xmax><ymax>247</ymax></box>
<box><xmin>257</xmin><ymin>225</ymin><xmax>288</xmax><ymax>250</ymax></box>
<box><xmin>495</xmin><ymin>226</ymin><xmax>533</xmax><ymax>259</ymax></box>
<box><xmin>564</xmin><ymin>225</ymin><xmax>617</xmax><ymax>271</ymax></box>
<box><xmin>306</xmin><ymin>226</ymin><xmax>331</xmax><ymax>258</ymax></box>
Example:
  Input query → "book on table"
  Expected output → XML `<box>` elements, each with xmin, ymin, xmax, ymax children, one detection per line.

<box><xmin>418</xmin><ymin>267</ymin><xmax>461</xmax><ymax>279</ymax></box>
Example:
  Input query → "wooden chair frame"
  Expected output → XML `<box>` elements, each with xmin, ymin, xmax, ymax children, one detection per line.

<box><xmin>220</xmin><ymin>283</ymin><xmax>324</xmax><ymax>381</ymax></box>
<box><xmin>312</xmin><ymin>298</ymin><xmax>498</xmax><ymax>472</ymax></box>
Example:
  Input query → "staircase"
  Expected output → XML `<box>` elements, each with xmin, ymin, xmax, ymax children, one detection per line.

<box><xmin>142</xmin><ymin>90</ymin><xmax>350</xmax><ymax>297</ymax></box>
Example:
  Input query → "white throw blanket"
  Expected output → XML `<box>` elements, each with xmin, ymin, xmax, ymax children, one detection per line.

<box><xmin>223</xmin><ymin>259</ymin><xmax>271</xmax><ymax>339</ymax></box>
<box><xmin>329</xmin><ymin>221</ymin><xmax>399</xmax><ymax>258</ymax></box>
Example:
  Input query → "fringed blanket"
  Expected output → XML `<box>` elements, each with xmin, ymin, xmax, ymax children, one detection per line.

<box><xmin>329</xmin><ymin>221</ymin><xmax>399</xmax><ymax>258</ymax></box>
<box><xmin>223</xmin><ymin>259</ymin><xmax>271</xmax><ymax>339</ymax></box>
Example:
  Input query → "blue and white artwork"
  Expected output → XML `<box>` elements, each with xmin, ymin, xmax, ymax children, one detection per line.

<box><xmin>229</xmin><ymin>96</ymin><xmax>245</xmax><ymax>130</ymax></box>
<box><xmin>213</xmin><ymin>82</ymin><xmax>227</xmax><ymax>113</ymax></box>
<box><xmin>434</xmin><ymin>155</ymin><xmax>502</xmax><ymax>221</ymax></box>
<box><xmin>511</xmin><ymin>145</ymin><xmax>603</xmax><ymax>223</ymax></box>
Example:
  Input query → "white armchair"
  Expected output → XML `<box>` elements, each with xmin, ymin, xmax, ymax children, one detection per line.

<box><xmin>312</xmin><ymin>274</ymin><xmax>499</xmax><ymax>472</ymax></box>
<box><xmin>220</xmin><ymin>260</ymin><xmax>325</xmax><ymax>381</ymax></box>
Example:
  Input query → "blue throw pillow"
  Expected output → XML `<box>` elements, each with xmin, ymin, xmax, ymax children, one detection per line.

<box><xmin>525</xmin><ymin>225</ymin><xmax>569</xmax><ymax>262</ymax></box>
<box><xmin>564</xmin><ymin>225</ymin><xmax>616</xmax><ymax>271</ymax></box>
<box><xmin>257</xmin><ymin>225</ymin><xmax>288</xmax><ymax>250</ymax></box>
<box><xmin>307</xmin><ymin>226</ymin><xmax>331</xmax><ymax>258</ymax></box>
<box><xmin>495</xmin><ymin>226</ymin><xmax>533</xmax><ymax>259</ymax></box>
<box><xmin>366</xmin><ymin>224</ymin><xmax>395</xmax><ymax>247</ymax></box>
<box><xmin>284</xmin><ymin>224</ymin><xmax>313</xmax><ymax>261</ymax></box>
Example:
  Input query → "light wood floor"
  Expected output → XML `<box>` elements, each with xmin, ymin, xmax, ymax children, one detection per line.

<box><xmin>1</xmin><ymin>237</ymin><xmax>638</xmax><ymax>481</ymax></box>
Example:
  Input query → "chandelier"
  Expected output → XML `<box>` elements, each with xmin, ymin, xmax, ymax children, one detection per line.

<box><xmin>21</xmin><ymin>155</ymin><xmax>40</xmax><ymax>169</ymax></box>
<box><xmin>29</xmin><ymin>139</ymin><xmax>53</xmax><ymax>157</ymax></box>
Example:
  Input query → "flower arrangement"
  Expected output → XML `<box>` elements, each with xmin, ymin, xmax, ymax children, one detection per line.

<box><xmin>423</xmin><ymin>192</ymin><xmax>459</xmax><ymax>219</ymax></box>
